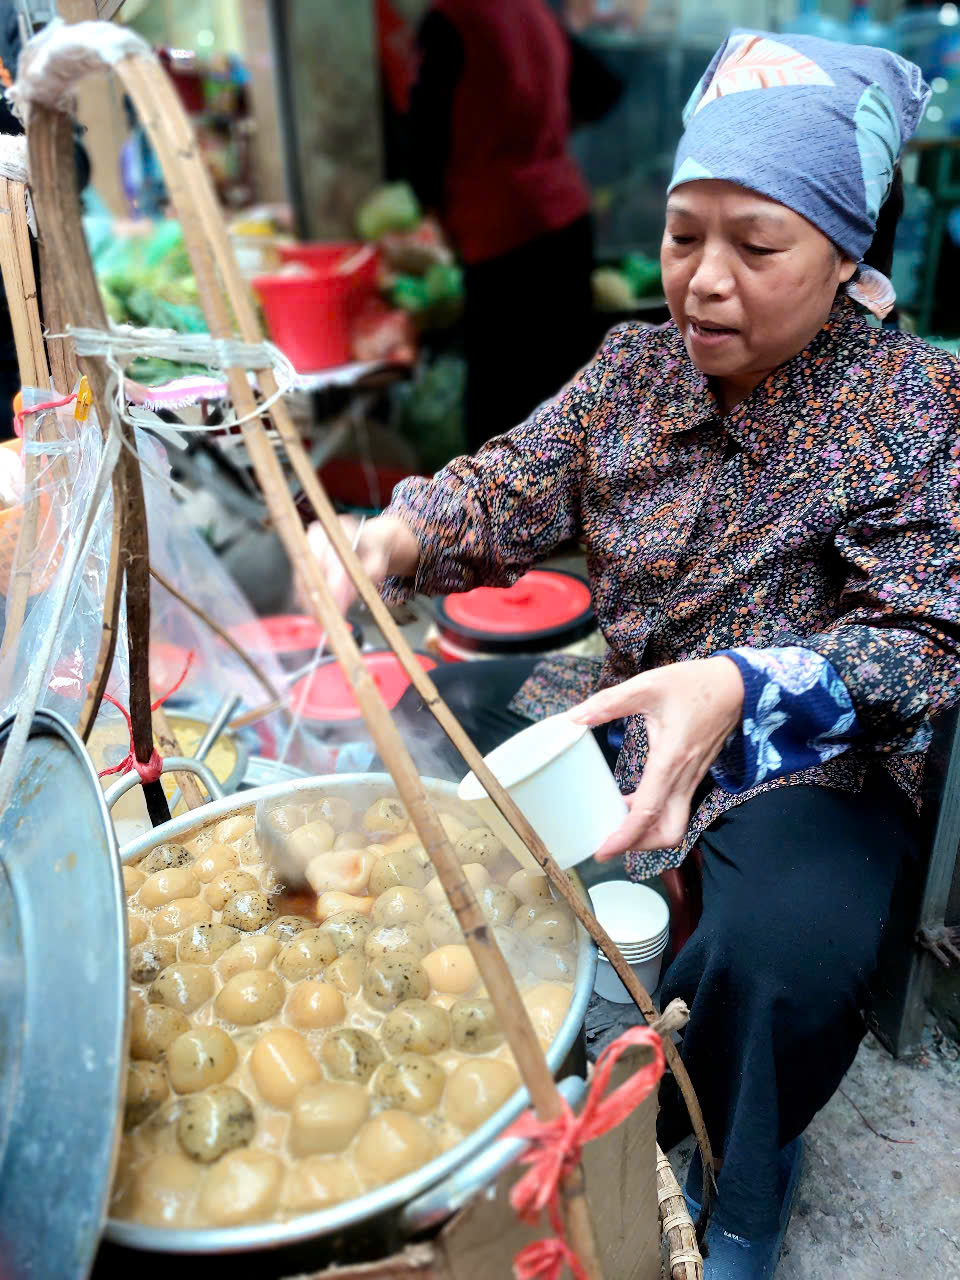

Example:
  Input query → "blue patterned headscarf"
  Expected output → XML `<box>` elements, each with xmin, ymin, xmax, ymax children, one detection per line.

<box><xmin>670</xmin><ymin>31</ymin><xmax>929</xmax><ymax>316</ymax></box>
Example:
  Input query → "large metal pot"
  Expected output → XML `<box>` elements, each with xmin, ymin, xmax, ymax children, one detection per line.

<box><xmin>104</xmin><ymin>770</ymin><xmax>597</xmax><ymax>1270</ymax></box>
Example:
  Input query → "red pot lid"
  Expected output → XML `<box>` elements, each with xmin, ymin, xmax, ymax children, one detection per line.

<box><xmin>438</xmin><ymin>570</ymin><xmax>593</xmax><ymax>653</ymax></box>
<box><xmin>229</xmin><ymin>614</ymin><xmax>325</xmax><ymax>653</ymax></box>
<box><xmin>290</xmin><ymin>650</ymin><xmax>437</xmax><ymax>722</ymax></box>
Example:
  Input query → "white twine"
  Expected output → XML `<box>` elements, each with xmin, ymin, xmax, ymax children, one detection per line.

<box><xmin>0</xmin><ymin>135</ymin><xmax>28</xmax><ymax>184</ymax></box>
<box><xmin>62</xmin><ymin>322</ymin><xmax>298</xmax><ymax>438</ymax></box>
<box><xmin>69</xmin><ymin>324</ymin><xmax>287</xmax><ymax>372</ymax></box>
<box><xmin>0</xmin><ymin>135</ymin><xmax>37</xmax><ymax>235</ymax></box>
<box><xmin>8</xmin><ymin>19</ymin><xmax>152</xmax><ymax>122</ymax></box>
<box><xmin>0</xmin><ymin>405</ymin><xmax>123</xmax><ymax>816</ymax></box>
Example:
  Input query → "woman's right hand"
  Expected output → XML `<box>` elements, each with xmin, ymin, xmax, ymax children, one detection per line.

<box><xmin>300</xmin><ymin>514</ymin><xmax>421</xmax><ymax>615</ymax></box>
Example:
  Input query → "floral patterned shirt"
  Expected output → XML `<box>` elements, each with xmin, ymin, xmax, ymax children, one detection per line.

<box><xmin>386</xmin><ymin>299</ymin><xmax>960</xmax><ymax>880</ymax></box>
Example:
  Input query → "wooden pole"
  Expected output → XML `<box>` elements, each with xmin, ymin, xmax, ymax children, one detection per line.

<box><xmin>116</xmin><ymin>53</ymin><xmax>604</xmax><ymax>1275</ymax></box>
<box><xmin>37</xmin><ymin>236</ymin><xmax>80</xmax><ymax>396</ymax></box>
<box><xmin>0</xmin><ymin>175</ymin><xmax>47</xmax><ymax>387</ymax></box>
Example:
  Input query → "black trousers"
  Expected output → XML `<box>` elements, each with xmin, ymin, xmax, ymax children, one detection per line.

<box><xmin>659</xmin><ymin>774</ymin><xmax>917</xmax><ymax>1235</ymax></box>
<box><xmin>393</xmin><ymin>658</ymin><xmax>919</xmax><ymax>1236</ymax></box>
<box><xmin>462</xmin><ymin>215</ymin><xmax>596</xmax><ymax>452</ymax></box>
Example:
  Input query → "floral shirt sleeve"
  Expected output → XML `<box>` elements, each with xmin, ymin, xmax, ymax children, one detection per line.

<box><xmin>382</xmin><ymin>329</ymin><xmax>635</xmax><ymax>602</ymax></box>
<box><xmin>799</xmin><ymin>430</ymin><xmax>960</xmax><ymax>750</ymax></box>
<box><xmin>711</xmin><ymin>646</ymin><xmax>863</xmax><ymax>793</ymax></box>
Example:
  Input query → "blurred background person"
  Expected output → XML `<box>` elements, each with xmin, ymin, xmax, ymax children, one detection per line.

<box><xmin>406</xmin><ymin>0</ymin><xmax>621</xmax><ymax>451</ymax></box>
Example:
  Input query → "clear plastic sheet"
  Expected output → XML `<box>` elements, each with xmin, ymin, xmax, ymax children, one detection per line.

<box><xmin>0</xmin><ymin>390</ymin><xmax>117</xmax><ymax>728</ymax></box>
<box><xmin>0</xmin><ymin>392</ymin><xmax>332</xmax><ymax>839</ymax></box>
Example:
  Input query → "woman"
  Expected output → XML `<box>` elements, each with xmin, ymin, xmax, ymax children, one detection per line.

<box><xmin>308</xmin><ymin>32</ymin><xmax>959</xmax><ymax>1278</ymax></box>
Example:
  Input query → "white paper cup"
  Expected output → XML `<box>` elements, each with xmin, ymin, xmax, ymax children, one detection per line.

<box><xmin>589</xmin><ymin>879</ymin><xmax>671</xmax><ymax>1000</ymax></box>
<box><xmin>458</xmin><ymin>714</ymin><xmax>629</xmax><ymax>872</ymax></box>
<box><xmin>588</xmin><ymin>881</ymin><xmax>670</xmax><ymax>944</ymax></box>
<box><xmin>614</xmin><ymin>938</ymin><xmax>670</xmax><ymax>961</ymax></box>
<box><xmin>614</xmin><ymin>925</ymin><xmax>670</xmax><ymax>952</ymax></box>
<box><xmin>594</xmin><ymin>947</ymin><xmax>667</xmax><ymax>1003</ymax></box>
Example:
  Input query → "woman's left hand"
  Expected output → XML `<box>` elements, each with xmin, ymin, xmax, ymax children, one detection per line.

<box><xmin>568</xmin><ymin>656</ymin><xmax>745</xmax><ymax>860</ymax></box>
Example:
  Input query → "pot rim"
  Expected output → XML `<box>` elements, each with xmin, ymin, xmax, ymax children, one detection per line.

<box><xmin>108</xmin><ymin>773</ymin><xmax>597</xmax><ymax>1254</ymax></box>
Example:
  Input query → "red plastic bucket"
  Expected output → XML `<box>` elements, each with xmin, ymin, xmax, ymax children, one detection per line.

<box><xmin>254</xmin><ymin>244</ymin><xmax>380</xmax><ymax>373</ymax></box>
<box><xmin>279</xmin><ymin>242</ymin><xmax>379</xmax><ymax>296</ymax></box>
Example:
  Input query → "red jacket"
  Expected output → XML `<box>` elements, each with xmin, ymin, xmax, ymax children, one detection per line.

<box><xmin>429</xmin><ymin>0</ymin><xmax>590</xmax><ymax>264</ymax></box>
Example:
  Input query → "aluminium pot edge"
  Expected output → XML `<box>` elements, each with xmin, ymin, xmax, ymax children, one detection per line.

<box><xmin>106</xmin><ymin>773</ymin><xmax>598</xmax><ymax>1258</ymax></box>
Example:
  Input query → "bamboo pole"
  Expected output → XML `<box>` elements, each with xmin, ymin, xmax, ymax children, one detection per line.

<box><xmin>0</xmin><ymin>175</ymin><xmax>46</xmax><ymax>387</ymax></box>
<box><xmin>121</xmin><ymin>52</ymin><xmax>717</xmax><ymax>1228</ymax></box>
<box><xmin>151</xmin><ymin>702</ymin><xmax>206</xmax><ymax>810</ymax></box>
<box><xmin>114</xmin><ymin>59</ymin><xmax>604</xmax><ymax>1273</ymax></box>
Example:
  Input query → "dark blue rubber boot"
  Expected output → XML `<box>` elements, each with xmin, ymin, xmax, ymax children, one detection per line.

<box><xmin>684</xmin><ymin>1139</ymin><xmax>804</xmax><ymax>1278</ymax></box>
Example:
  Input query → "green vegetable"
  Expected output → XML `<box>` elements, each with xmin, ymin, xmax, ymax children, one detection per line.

<box><xmin>88</xmin><ymin>219</ymin><xmax>211</xmax><ymax>383</ymax></box>
<box><xmin>423</xmin><ymin>263</ymin><xmax>463</xmax><ymax>306</ymax></box>
<box><xmin>621</xmin><ymin>252</ymin><xmax>662</xmax><ymax>299</ymax></box>
<box><xmin>390</xmin><ymin>265</ymin><xmax>463</xmax><ymax>322</ymax></box>
<box><xmin>390</xmin><ymin>275</ymin><xmax>431</xmax><ymax>313</ymax></box>
<box><xmin>356</xmin><ymin>183</ymin><xmax>421</xmax><ymax>241</ymax></box>
<box><xmin>391</xmin><ymin>354</ymin><xmax>466</xmax><ymax>473</ymax></box>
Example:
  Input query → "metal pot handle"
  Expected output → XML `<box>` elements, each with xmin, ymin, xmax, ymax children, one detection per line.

<box><xmin>103</xmin><ymin>757</ymin><xmax>225</xmax><ymax>811</ymax></box>
<box><xmin>398</xmin><ymin>1074</ymin><xmax>588</xmax><ymax>1237</ymax></box>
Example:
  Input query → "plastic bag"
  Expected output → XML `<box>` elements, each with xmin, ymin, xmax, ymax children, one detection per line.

<box><xmin>0</xmin><ymin>394</ymin><xmax>333</xmax><ymax>841</ymax></box>
<box><xmin>0</xmin><ymin>391</ymin><xmax>122</xmax><ymax>730</ymax></box>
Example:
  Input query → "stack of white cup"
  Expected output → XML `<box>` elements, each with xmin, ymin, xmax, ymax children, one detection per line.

<box><xmin>588</xmin><ymin>880</ymin><xmax>671</xmax><ymax>1003</ymax></box>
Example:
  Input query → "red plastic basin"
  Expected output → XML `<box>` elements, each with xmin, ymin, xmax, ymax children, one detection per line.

<box><xmin>278</xmin><ymin>242</ymin><xmax>379</xmax><ymax>295</ymax></box>
<box><xmin>254</xmin><ymin>243</ymin><xmax>380</xmax><ymax>373</ymax></box>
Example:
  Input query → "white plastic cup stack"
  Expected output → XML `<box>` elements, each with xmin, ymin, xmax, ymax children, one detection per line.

<box><xmin>588</xmin><ymin>880</ymin><xmax>671</xmax><ymax>1003</ymax></box>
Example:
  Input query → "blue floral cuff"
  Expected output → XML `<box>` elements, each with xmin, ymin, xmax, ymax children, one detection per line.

<box><xmin>712</xmin><ymin>647</ymin><xmax>861</xmax><ymax>794</ymax></box>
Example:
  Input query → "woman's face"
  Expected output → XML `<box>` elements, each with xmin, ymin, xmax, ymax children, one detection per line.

<box><xmin>660</xmin><ymin>180</ymin><xmax>857</xmax><ymax>408</ymax></box>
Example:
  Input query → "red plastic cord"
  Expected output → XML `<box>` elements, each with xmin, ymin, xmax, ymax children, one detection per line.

<box><xmin>97</xmin><ymin>651</ymin><xmax>195</xmax><ymax>785</ymax></box>
<box><xmin>14</xmin><ymin>392</ymin><xmax>78</xmax><ymax>438</ymax></box>
<box><xmin>506</xmin><ymin>1024</ymin><xmax>667</xmax><ymax>1280</ymax></box>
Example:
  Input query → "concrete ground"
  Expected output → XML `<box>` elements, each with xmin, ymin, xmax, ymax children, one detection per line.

<box><xmin>669</xmin><ymin>1028</ymin><xmax>960</xmax><ymax>1279</ymax></box>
